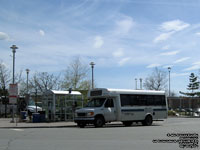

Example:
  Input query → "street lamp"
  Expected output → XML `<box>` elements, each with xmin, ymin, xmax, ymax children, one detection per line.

<box><xmin>140</xmin><ymin>78</ymin><xmax>142</xmax><ymax>90</ymax></box>
<box><xmin>135</xmin><ymin>78</ymin><xmax>137</xmax><ymax>90</ymax></box>
<box><xmin>90</xmin><ymin>62</ymin><xmax>95</xmax><ymax>89</ymax></box>
<box><xmin>10</xmin><ymin>45</ymin><xmax>18</xmax><ymax>123</ymax></box>
<box><xmin>168</xmin><ymin>67</ymin><xmax>171</xmax><ymax>97</ymax></box>
<box><xmin>26</xmin><ymin>69</ymin><xmax>30</xmax><ymax>94</ymax></box>
<box><xmin>10</xmin><ymin>45</ymin><xmax>18</xmax><ymax>84</ymax></box>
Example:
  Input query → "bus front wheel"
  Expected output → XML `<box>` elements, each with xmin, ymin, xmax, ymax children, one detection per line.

<box><xmin>94</xmin><ymin>116</ymin><xmax>105</xmax><ymax>128</ymax></box>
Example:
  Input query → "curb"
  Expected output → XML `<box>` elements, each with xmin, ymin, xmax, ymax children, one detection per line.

<box><xmin>168</xmin><ymin>116</ymin><xmax>200</xmax><ymax>118</ymax></box>
<box><xmin>0</xmin><ymin>125</ymin><xmax>77</xmax><ymax>129</ymax></box>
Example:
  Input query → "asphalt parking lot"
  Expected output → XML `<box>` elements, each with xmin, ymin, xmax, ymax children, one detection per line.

<box><xmin>0</xmin><ymin>117</ymin><xmax>199</xmax><ymax>150</ymax></box>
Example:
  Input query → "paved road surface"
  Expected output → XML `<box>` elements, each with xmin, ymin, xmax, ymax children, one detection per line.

<box><xmin>0</xmin><ymin>118</ymin><xmax>199</xmax><ymax>150</ymax></box>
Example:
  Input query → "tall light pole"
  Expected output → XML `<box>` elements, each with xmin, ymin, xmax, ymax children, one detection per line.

<box><xmin>10</xmin><ymin>45</ymin><xmax>18</xmax><ymax>123</ymax></box>
<box><xmin>168</xmin><ymin>67</ymin><xmax>171</xmax><ymax>97</ymax></box>
<box><xmin>135</xmin><ymin>78</ymin><xmax>137</xmax><ymax>90</ymax></box>
<box><xmin>10</xmin><ymin>45</ymin><xmax>18</xmax><ymax>84</ymax></box>
<box><xmin>140</xmin><ymin>78</ymin><xmax>142</xmax><ymax>90</ymax></box>
<box><xmin>90</xmin><ymin>62</ymin><xmax>95</xmax><ymax>89</ymax></box>
<box><xmin>26</xmin><ymin>69</ymin><xmax>30</xmax><ymax>94</ymax></box>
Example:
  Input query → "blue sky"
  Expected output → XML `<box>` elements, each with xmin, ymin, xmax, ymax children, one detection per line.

<box><xmin>1</xmin><ymin>0</ymin><xmax>200</xmax><ymax>94</ymax></box>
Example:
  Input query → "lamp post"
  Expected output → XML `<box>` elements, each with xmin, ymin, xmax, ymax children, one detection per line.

<box><xmin>168</xmin><ymin>67</ymin><xmax>171</xmax><ymax>97</ymax></box>
<box><xmin>10</xmin><ymin>45</ymin><xmax>18</xmax><ymax>123</ymax></box>
<box><xmin>26</xmin><ymin>69</ymin><xmax>30</xmax><ymax>94</ymax></box>
<box><xmin>135</xmin><ymin>78</ymin><xmax>137</xmax><ymax>90</ymax></box>
<box><xmin>10</xmin><ymin>45</ymin><xmax>18</xmax><ymax>84</ymax></box>
<box><xmin>140</xmin><ymin>78</ymin><xmax>142</xmax><ymax>90</ymax></box>
<box><xmin>90</xmin><ymin>62</ymin><xmax>95</xmax><ymax>89</ymax></box>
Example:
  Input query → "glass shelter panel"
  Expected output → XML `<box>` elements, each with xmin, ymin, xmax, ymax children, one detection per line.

<box><xmin>42</xmin><ymin>90</ymin><xmax>83</xmax><ymax>122</ymax></box>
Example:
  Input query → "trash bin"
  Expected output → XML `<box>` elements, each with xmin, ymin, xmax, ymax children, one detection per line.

<box><xmin>20</xmin><ymin>111</ymin><xmax>27</xmax><ymax>120</ymax></box>
<box><xmin>38</xmin><ymin>111</ymin><xmax>46</xmax><ymax>122</ymax></box>
<box><xmin>32</xmin><ymin>113</ymin><xmax>40</xmax><ymax>123</ymax></box>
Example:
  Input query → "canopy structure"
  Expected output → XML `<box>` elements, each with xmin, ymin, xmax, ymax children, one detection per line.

<box><xmin>42</xmin><ymin>90</ymin><xmax>83</xmax><ymax>122</ymax></box>
<box><xmin>51</xmin><ymin>90</ymin><xmax>82</xmax><ymax>95</ymax></box>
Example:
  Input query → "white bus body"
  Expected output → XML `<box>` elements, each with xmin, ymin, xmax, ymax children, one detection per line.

<box><xmin>74</xmin><ymin>88</ymin><xmax>168</xmax><ymax>127</ymax></box>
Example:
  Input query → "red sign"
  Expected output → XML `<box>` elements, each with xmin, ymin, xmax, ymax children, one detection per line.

<box><xmin>9</xmin><ymin>84</ymin><xmax>18</xmax><ymax>104</ymax></box>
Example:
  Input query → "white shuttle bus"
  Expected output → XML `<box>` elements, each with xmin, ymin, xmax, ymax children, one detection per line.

<box><xmin>74</xmin><ymin>88</ymin><xmax>168</xmax><ymax>128</ymax></box>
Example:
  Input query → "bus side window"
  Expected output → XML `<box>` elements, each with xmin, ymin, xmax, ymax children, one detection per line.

<box><xmin>120</xmin><ymin>95</ymin><xmax>130</xmax><ymax>106</ymax></box>
<box><xmin>105</xmin><ymin>99</ymin><xmax>114</xmax><ymax>108</ymax></box>
<box><xmin>161</xmin><ymin>95</ymin><xmax>166</xmax><ymax>106</ymax></box>
<box><xmin>146</xmin><ymin>95</ymin><xmax>154</xmax><ymax>106</ymax></box>
<box><xmin>139</xmin><ymin>95</ymin><xmax>146</xmax><ymax>105</ymax></box>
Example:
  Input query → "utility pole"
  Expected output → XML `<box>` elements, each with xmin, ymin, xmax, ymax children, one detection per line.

<box><xmin>11</xmin><ymin>45</ymin><xmax>18</xmax><ymax>84</ymax></box>
<box><xmin>90</xmin><ymin>62</ymin><xmax>95</xmax><ymax>89</ymax></box>
<box><xmin>140</xmin><ymin>78</ymin><xmax>142</xmax><ymax>90</ymax></box>
<box><xmin>135</xmin><ymin>78</ymin><xmax>137</xmax><ymax>90</ymax></box>
<box><xmin>10</xmin><ymin>45</ymin><xmax>18</xmax><ymax>123</ymax></box>
<box><xmin>168</xmin><ymin>67</ymin><xmax>171</xmax><ymax>97</ymax></box>
<box><xmin>26</xmin><ymin>69</ymin><xmax>30</xmax><ymax>94</ymax></box>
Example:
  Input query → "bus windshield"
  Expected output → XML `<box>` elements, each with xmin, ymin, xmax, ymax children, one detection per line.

<box><xmin>86</xmin><ymin>98</ymin><xmax>106</xmax><ymax>107</ymax></box>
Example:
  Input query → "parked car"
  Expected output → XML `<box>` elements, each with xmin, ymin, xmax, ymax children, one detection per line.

<box><xmin>185</xmin><ymin>108</ymin><xmax>193</xmax><ymax>112</ymax></box>
<box><xmin>175</xmin><ymin>108</ymin><xmax>185</xmax><ymax>112</ymax></box>
<box><xmin>194</xmin><ymin>108</ymin><xmax>200</xmax><ymax>116</ymax></box>
<box><xmin>27</xmin><ymin>105</ymin><xmax>42</xmax><ymax>113</ymax></box>
<box><xmin>26</xmin><ymin>98</ymin><xmax>42</xmax><ymax>114</ymax></box>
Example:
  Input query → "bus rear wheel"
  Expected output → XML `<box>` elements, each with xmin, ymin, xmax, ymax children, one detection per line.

<box><xmin>142</xmin><ymin>115</ymin><xmax>153</xmax><ymax>126</ymax></box>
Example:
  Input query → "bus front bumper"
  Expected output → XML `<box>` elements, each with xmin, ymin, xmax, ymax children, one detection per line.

<box><xmin>74</xmin><ymin>117</ymin><xmax>95</xmax><ymax>124</ymax></box>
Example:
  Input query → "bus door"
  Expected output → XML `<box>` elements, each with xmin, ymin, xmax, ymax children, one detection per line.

<box><xmin>104</xmin><ymin>98</ymin><xmax>117</xmax><ymax>121</ymax></box>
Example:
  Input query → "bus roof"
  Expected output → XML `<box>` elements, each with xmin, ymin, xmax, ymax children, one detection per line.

<box><xmin>91</xmin><ymin>88</ymin><xmax>165</xmax><ymax>96</ymax></box>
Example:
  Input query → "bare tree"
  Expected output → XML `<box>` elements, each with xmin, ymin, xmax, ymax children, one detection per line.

<box><xmin>18</xmin><ymin>79</ymin><xmax>27</xmax><ymax>96</ymax></box>
<box><xmin>144</xmin><ymin>67</ymin><xmax>168</xmax><ymax>91</ymax></box>
<box><xmin>0</xmin><ymin>62</ymin><xmax>11</xmax><ymax>90</ymax></box>
<box><xmin>0</xmin><ymin>61</ymin><xmax>11</xmax><ymax>117</ymax></box>
<box><xmin>29</xmin><ymin>72</ymin><xmax>61</xmax><ymax>93</ymax></box>
<box><xmin>15</xmin><ymin>70</ymin><xmax>23</xmax><ymax>85</ymax></box>
<box><xmin>62</xmin><ymin>57</ymin><xmax>91</xmax><ymax>90</ymax></box>
<box><xmin>14</xmin><ymin>70</ymin><xmax>26</xmax><ymax>96</ymax></box>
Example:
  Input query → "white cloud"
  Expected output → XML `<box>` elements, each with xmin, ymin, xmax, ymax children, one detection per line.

<box><xmin>0</xmin><ymin>32</ymin><xmax>10</xmax><ymax>40</ymax></box>
<box><xmin>161</xmin><ymin>20</ymin><xmax>190</xmax><ymax>32</ymax></box>
<box><xmin>183</xmin><ymin>62</ymin><xmax>200</xmax><ymax>71</ymax></box>
<box><xmin>162</xmin><ymin>45</ymin><xmax>170</xmax><ymax>50</ymax></box>
<box><xmin>39</xmin><ymin>30</ymin><xmax>45</xmax><ymax>36</ymax></box>
<box><xmin>171</xmin><ymin>72</ymin><xmax>189</xmax><ymax>77</ymax></box>
<box><xmin>174</xmin><ymin>57</ymin><xmax>190</xmax><ymax>64</ymax></box>
<box><xmin>115</xmin><ymin>16</ymin><xmax>134</xmax><ymax>35</ymax></box>
<box><xmin>196</xmin><ymin>32</ymin><xmax>200</xmax><ymax>36</ymax></box>
<box><xmin>112</xmin><ymin>48</ymin><xmax>124</xmax><ymax>58</ymax></box>
<box><xmin>154</xmin><ymin>20</ymin><xmax>190</xmax><ymax>43</ymax></box>
<box><xmin>118</xmin><ymin>57</ymin><xmax>131</xmax><ymax>66</ymax></box>
<box><xmin>93</xmin><ymin>36</ymin><xmax>104</xmax><ymax>48</ymax></box>
<box><xmin>160</xmin><ymin>50</ymin><xmax>179</xmax><ymax>56</ymax></box>
<box><xmin>153</xmin><ymin>32</ymin><xmax>174</xmax><ymax>43</ymax></box>
<box><xmin>146</xmin><ymin>63</ymin><xmax>161</xmax><ymax>68</ymax></box>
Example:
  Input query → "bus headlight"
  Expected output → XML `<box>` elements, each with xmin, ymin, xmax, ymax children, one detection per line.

<box><xmin>87</xmin><ymin>112</ymin><xmax>94</xmax><ymax>116</ymax></box>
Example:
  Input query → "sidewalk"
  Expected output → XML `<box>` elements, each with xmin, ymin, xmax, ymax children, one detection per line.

<box><xmin>0</xmin><ymin>118</ymin><xmax>77</xmax><ymax>128</ymax></box>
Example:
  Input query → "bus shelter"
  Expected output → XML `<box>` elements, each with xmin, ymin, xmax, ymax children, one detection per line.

<box><xmin>43</xmin><ymin>90</ymin><xmax>83</xmax><ymax>122</ymax></box>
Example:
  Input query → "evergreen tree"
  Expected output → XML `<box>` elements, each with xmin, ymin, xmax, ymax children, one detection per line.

<box><xmin>180</xmin><ymin>73</ymin><xmax>199</xmax><ymax>97</ymax></box>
